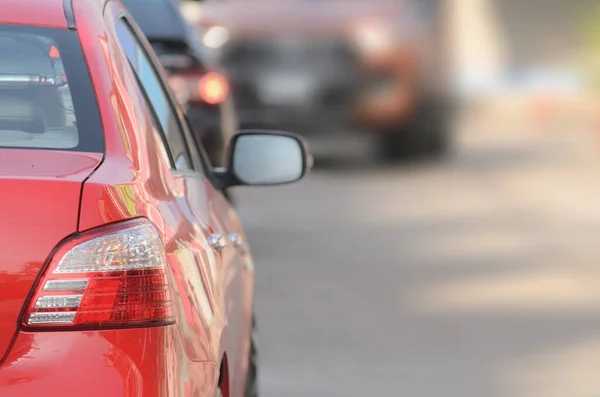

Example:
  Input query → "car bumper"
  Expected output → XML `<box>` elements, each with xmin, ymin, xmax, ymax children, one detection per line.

<box><xmin>0</xmin><ymin>327</ymin><xmax>218</xmax><ymax>397</ymax></box>
<box><xmin>237</xmin><ymin>106</ymin><xmax>352</xmax><ymax>135</ymax></box>
<box><xmin>237</xmin><ymin>100</ymin><xmax>410</xmax><ymax>135</ymax></box>
<box><xmin>352</xmin><ymin>89</ymin><xmax>414</xmax><ymax>129</ymax></box>
<box><xmin>234</xmin><ymin>76</ymin><xmax>413</xmax><ymax>134</ymax></box>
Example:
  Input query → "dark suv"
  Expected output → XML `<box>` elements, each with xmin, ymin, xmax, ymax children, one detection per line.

<box><xmin>186</xmin><ymin>0</ymin><xmax>451</xmax><ymax>161</ymax></box>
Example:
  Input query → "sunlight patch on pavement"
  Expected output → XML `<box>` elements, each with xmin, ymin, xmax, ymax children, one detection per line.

<box><xmin>421</xmin><ymin>230</ymin><xmax>541</xmax><ymax>258</ymax></box>
<box><xmin>411</xmin><ymin>268</ymin><xmax>600</xmax><ymax>313</ymax></box>
<box><xmin>501</xmin><ymin>338</ymin><xmax>600</xmax><ymax>397</ymax></box>
<box><xmin>351</xmin><ymin>179</ymin><xmax>508</xmax><ymax>227</ymax></box>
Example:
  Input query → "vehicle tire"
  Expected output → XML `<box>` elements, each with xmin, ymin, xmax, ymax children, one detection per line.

<box><xmin>378</xmin><ymin>98</ymin><xmax>450</xmax><ymax>162</ymax></box>
<box><xmin>378</xmin><ymin>128</ymin><xmax>421</xmax><ymax>162</ymax></box>
<box><xmin>244</xmin><ymin>315</ymin><xmax>259</xmax><ymax>397</ymax></box>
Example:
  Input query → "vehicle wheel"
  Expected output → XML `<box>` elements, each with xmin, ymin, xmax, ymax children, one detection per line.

<box><xmin>378</xmin><ymin>129</ymin><xmax>420</xmax><ymax>162</ymax></box>
<box><xmin>378</xmin><ymin>99</ymin><xmax>450</xmax><ymax>162</ymax></box>
<box><xmin>244</xmin><ymin>315</ymin><xmax>259</xmax><ymax>397</ymax></box>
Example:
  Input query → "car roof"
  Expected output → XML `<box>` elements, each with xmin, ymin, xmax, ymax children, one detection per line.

<box><xmin>121</xmin><ymin>0</ymin><xmax>189</xmax><ymax>42</ymax></box>
<box><xmin>0</xmin><ymin>0</ymin><xmax>69</xmax><ymax>29</ymax></box>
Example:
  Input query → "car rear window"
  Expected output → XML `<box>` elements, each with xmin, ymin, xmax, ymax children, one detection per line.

<box><xmin>0</xmin><ymin>24</ymin><xmax>103</xmax><ymax>152</ymax></box>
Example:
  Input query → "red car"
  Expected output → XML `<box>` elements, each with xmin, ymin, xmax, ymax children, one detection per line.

<box><xmin>0</xmin><ymin>1</ymin><xmax>311</xmax><ymax>397</ymax></box>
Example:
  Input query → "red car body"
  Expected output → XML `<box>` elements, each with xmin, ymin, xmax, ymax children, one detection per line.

<box><xmin>0</xmin><ymin>0</ymin><xmax>302</xmax><ymax>396</ymax></box>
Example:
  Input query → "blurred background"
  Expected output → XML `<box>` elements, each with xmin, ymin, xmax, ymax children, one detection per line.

<box><xmin>133</xmin><ymin>0</ymin><xmax>600</xmax><ymax>395</ymax></box>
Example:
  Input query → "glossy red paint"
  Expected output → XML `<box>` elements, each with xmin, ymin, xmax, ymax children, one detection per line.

<box><xmin>0</xmin><ymin>0</ymin><xmax>68</xmax><ymax>28</ymax></box>
<box><xmin>0</xmin><ymin>0</ymin><xmax>255</xmax><ymax>396</ymax></box>
<box><xmin>0</xmin><ymin>149</ymin><xmax>102</xmax><ymax>359</ymax></box>
<box><xmin>0</xmin><ymin>327</ymin><xmax>218</xmax><ymax>396</ymax></box>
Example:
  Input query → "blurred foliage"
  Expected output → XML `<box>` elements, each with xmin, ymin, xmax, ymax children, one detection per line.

<box><xmin>582</xmin><ymin>2</ymin><xmax>600</xmax><ymax>91</ymax></box>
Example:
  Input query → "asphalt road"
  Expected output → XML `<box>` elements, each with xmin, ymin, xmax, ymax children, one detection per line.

<box><xmin>235</xmin><ymin>115</ymin><xmax>600</xmax><ymax>397</ymax></box>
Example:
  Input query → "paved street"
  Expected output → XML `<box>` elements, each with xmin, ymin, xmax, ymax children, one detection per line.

<box><xmin>236</xmin><ymin>112</ymin><xmax>600</xmax><ymax>397</ymax></box>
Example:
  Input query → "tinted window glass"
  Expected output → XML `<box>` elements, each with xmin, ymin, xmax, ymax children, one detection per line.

<box><xmin>0</xmin><ymin>24</ymin><xmax>103</xmax><ymax>152</ymax></box>
<box><xmin>115</xmin><ymin>19</ymin><xmax>191</xmax><ymax>170</ymax></box>
<box><xmin>120</xmin><ymin>0</ymin><xmax>188</xmax><ymax>42</ymax></box>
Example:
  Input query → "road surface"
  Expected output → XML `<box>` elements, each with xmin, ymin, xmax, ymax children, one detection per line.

<box><xmin>236</xmin><ymin>112</ymin><xmax>600</xmax><ymax>397</ymax></box>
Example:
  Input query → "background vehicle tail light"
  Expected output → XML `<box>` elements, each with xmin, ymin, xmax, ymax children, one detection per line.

<box><xmin>22</xmin><ymin>218</ymin><xmax>175</xmax><ymax>329</ymax></box>
<box><xmin>198</xmin><ymin>72</ymin><xmax>229</xmax><ymax>104</ymax></box>
<box><xmin>168</xmin><ymin>72</ymin><xmax>229</xmax><ymax>106</ymax></box>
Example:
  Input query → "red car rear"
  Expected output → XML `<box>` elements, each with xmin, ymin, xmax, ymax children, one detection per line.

<box><xmin>0</xmin><ymin>1</ymin><xmax>310</xmax><ymax>396</ymax></box>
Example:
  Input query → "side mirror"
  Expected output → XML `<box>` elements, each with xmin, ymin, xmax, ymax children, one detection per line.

<box><xmin>214</xmin><ymin>130</ymin><xmax>312</xmax><ymax>188</ymax></box>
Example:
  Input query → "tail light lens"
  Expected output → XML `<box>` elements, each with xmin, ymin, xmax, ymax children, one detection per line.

<box><xmin>22</xmin><ymin>218</ymin><xmax>174</xmax><ymax>329</ymax></box>
<box><xmin>198</xmin><ymin>72</ymin><xmax>229</xmax><ymax>105</ymax></box>
<box><xmin>168</xmin><ymin>72</ymin><xmax>229</xmax><ymax>106</ymax></box>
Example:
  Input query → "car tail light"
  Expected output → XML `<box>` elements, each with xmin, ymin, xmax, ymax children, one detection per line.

<box><xmin>198</xmin><ymin>72</ymin><xmax>229</xmax><ymax>105</ymax></box>
<box><xmin>22</xmin><ymin>218</ymin><xmax>174</xmax><ymax>329</ymax></box>
<box><xmin>168</xmin><ymin>72</ymin><xmax>229</xmax><ymax>106</ymax></box>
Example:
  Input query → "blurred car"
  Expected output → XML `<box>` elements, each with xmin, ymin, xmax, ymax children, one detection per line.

<box><xmin>183</xmin><ymin>0</ymin><xmax>451</xmax><ymax>160</ymax></box>
<box><xmin>0</xmin><ymin>0</ymin><xmax>311</xmax><ymax>396</ymax></box>
<box><xmin>121</xmin><ymin>0</ymin><xmax>237</xmax><ymax>169</ymax></box>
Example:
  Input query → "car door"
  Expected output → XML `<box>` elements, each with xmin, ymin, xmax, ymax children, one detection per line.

<box><xmin>110</xmin><ymin>5</ymin><xmax>252</xmax><ymax>387</ymax></box>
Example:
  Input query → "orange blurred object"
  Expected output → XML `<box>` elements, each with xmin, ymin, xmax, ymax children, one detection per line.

<box><xmin>198</xmin><ymin>72</ymin><xmax>228</xmax><ymax>104</ymax></box>
<box><xmin>48</xmin><ymin>45</ymin><xmax>60</xmax><ymax>58</ymax></box>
